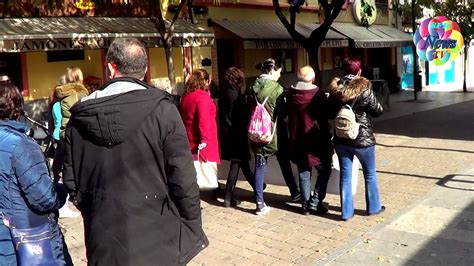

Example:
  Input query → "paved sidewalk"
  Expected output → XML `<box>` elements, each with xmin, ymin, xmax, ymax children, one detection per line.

<box><xmin>59</xmin><ymin>92</ymin><xmax>474</xmax><ymax>265</ymax></box>
<box><xmin>327</xmin><ymin>167</ymin><xmax>474</xmax><ymax>265</ymax></box>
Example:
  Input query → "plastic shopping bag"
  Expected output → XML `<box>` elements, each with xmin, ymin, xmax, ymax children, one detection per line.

<box><xmin>326</xmin><ymin>153</ymin><xmax>359</xmax><ymax>195</ymax></box>
<box><xmin>194</xmin><ymin>160</ymin><xmax>218</xmax><ymax>190</ymax></box>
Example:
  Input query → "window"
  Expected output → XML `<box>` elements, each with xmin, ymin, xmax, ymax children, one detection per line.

<box><xmin>272</xmin><ymin>49</ymin><xmax>296</xmax><ymax>73</ymax></box>
<box><xmin>47</xmin><ymin>50</ymin><xmax>84</xmax><ymax>62</ymax></box>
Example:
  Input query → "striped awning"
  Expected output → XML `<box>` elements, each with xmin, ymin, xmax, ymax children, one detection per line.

<box><xmin>212</xmin><ymin>19</ymin><xmax>348</xmax><ymax>49</ymax></box>
<box><xmin>0</xmin><ymin>17</ymin><xmax>214</xmax><ymax>52</ymax></box>
<box><xmin>331</xmin><ymin>23</ymin><xmax>412</xmax><ymax>48</ymax></box>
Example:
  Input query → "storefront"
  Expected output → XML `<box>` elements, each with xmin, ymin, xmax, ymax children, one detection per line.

<box><xmin>329</xmin><ymin>22</ymin><xmax>412</xmax><ymax>90</ymax></box>
<box><xmin>209</xmin><ymin>19</ymin><xmax>349</xmax><ymax>89</ymax></box>
<box><xmin>0</xmin><ymin>17</ymin><xmax>214</xmax><ymax>101</ymax></box>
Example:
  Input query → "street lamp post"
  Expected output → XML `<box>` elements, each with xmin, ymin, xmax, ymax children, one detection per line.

<box><xmin>411</xmin><ymin>0</ymin><xmax>420</xmax><ymax>100</ymax></box>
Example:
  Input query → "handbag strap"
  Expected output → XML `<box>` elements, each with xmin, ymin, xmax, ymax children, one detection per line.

<box><xmin>197</xmin><ymin>145</ymin><xmax>208</xmax><ymax>162</ymax></box>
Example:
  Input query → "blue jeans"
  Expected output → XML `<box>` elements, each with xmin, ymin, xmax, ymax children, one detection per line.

<box><xmin>297</xmin><ymin>160</ymin><xmax>332</xmax><ymax>209</ymax></box>
<box><xmin>334</xmin><ymin>144</ymin><xmax>382</xmax><ymax>220</ymax></box>
<box><xmin>254</xmin><ymin>155</ymin><xmax>268</xmax><ymax>204</ymax></box>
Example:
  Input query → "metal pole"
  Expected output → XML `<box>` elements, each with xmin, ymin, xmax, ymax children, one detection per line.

<box><xmin>411</xmin><ymin>0</ymin><xmax>419</xmax><ymax>100</ymax></box>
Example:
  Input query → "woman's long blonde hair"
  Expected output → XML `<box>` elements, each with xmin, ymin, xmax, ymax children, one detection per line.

<box><xmin>66</xmin><ymin>66</ymin><xmax>84</xmax><ymax>84</ymax></box>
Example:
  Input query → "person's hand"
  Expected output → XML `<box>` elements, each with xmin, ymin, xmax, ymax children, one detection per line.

<box><xmin>198</xmin><ymin>143</ymin><xmax>207</xmax><ymax>150</ymax></box>
<box><xmin>53</xmin><ymin>183</ymin><xmax>67</xmax><ymax>208</ymax></box>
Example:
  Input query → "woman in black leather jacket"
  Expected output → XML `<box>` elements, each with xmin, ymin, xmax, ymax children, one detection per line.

<box><xmin>327</xmin><ymin>57</ymin><xmax>385</xmax><ymax>221</ymax></box>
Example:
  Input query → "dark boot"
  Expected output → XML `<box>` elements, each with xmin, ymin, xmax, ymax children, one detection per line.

<box><xmin>224</xmin><ymin>162</ymin><xmax>240</xmax><ymax>207</ymax></box>
<box><xmin>302</xmin><ymin>201</ymin><xmax>310</xmax><ymax>216</ymax></box>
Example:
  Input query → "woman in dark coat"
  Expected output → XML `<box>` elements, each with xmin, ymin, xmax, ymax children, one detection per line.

<box><xmin>0</xmin><ymin>83</ymin><xmax>69</xmax><ymax>265</ymax></box>
<box><xmin>327</xmin><ymin>57</ymin><xmax>385</xmax><ymax>221</ymax></box>
<box><xmin>218</xmin><ymin>67</ymin><xmax>255</xmax><ymax>207</ymax></box>
<box><xmin>287</xmin><ymin>66</ymin><xmax>333</xmax><ymax>215</ymax></box>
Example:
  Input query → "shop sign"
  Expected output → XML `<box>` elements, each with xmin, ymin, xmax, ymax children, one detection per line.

<box><xmin>244</xmin><ymin>40</ymin><xmax>300</xmax><ymax>50</ymax></box>
<box><xmin>413</xmin><ymin>16</ymin><xmax>464</xmax><ymax>66</ymax></box>
<box><xmin>352</xmin><ymin>0</ymin><xmax>377</xmax><ymax>27</ymax></box>
<box><xmin>3</xmin><ymin>38</ymin><xmax>112</xmax><ymax>52</ymax></box>
<box><xmin>0</xmin><ymin>36</ymin><xmax>214</xmax><ymax>52</ymax></box>
<box><xmin>243</xmin><ymin>39</ymin><xmax>348</xmax><ymax>50</ymax></box>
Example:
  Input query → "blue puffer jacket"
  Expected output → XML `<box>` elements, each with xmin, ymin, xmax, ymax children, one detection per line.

<box><xmin>0</xmin><ymin>120</ymin><xmax>67</xmax><ymax>265</ymax></box>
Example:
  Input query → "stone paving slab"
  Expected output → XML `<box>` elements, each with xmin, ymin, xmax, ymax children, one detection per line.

<box><xmin>327</xmin><ymin>163</ymin><xmax>474</xmax><ymax>266</ymax></box>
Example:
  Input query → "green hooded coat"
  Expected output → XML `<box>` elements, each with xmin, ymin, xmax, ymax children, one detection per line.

<box><xmin>55</xmin><ymin>83</ymin><xmax>89</xmax><ymax>139</ymax></box>
<box><xmin>249</xmin><ymin>77</ymin><xmax>283</xmax><ymax>157</ymax></box>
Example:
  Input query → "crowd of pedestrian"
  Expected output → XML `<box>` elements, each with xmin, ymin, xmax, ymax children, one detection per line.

<box><xmin>0</xmin><ymin>37</ymin><xmax>386</xmax><ymax>265</ymax></box>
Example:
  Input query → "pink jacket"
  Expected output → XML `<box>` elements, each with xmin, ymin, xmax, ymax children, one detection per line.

<box><xmin>180</xmin><ymin>89</ymin><xmax>221</xmax><ymax>163</ymax></box>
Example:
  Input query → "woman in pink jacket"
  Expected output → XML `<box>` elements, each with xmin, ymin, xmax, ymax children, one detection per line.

<box><xmin>180</xmin><ymin>69</ymin><xmax>221</xmax><ymax>166</ymax></box>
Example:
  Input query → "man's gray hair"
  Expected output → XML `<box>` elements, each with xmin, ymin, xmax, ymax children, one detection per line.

<box><xmin>106</xmin><ymin>38</ymin><xmax>148</xmax><ymax>80</ymax></box>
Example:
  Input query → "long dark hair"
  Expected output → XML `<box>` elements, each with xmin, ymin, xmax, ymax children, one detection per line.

<box><xmin>185</xmin><ymin>69</ymin><xmax>210</xmax><ymax>93</ymax></box>
<box><xmin>0</xmin><ymin>83</ymin><xmax>23</xmax><ymax>120</ymax></box>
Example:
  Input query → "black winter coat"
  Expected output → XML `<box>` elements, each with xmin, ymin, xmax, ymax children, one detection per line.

<box><xmin>63</xmin><ymin>78</ymin><xmax>208</xmax><ymax>265</ymax></box>
<box><xmin>218</xmin><ymin>86</ymin><xmax>251</xmax><ymax>161</ymax></box>
<box><xmin>328</xmin><ymin>77</ymin><xmax>383</xmax><ymax>147</ymax></box>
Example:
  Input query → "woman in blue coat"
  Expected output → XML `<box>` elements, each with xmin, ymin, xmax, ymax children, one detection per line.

<box><xmin>0</xmin><ymin>83</ymin><xmax>69</xmax><ymax>265</ymax></box>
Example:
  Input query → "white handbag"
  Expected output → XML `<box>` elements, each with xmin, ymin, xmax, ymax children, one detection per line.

<box><xmin>194</xmin><ymin>147</ymin><xmax>219</xmax><ymax>190</ymax></box>
<box><xmin>326</xmin><ymin>153</ymin><xmax>359</xmax><ymax>195</ymax></box>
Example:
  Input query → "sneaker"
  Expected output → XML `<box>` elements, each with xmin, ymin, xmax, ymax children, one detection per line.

<box><xmin>302</xmin><ymin>202</ymin><xmax>310</xmax><ymax>216</ymax></box>
<box><xmin>255</xmin><ymin>202</ymin><xmax>271</xmax><ymax>215</ymax></box>
<box><xmin>309</xmin><ymin>202</ymin><xmax>329</xmax><ymax>215</ymax></box>
<box><xmin>316</xmin><ymin>202</ymin><xmax>329</xmax><ymax>214</ymax></box>
<box><xmin>290</xmin><ymin>193</ymin><xmax>301</xmax><ymax>203</ymax></box>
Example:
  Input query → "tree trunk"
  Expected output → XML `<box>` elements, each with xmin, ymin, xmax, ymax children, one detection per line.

<box><xmin>164</xmin><ymin>41</ymin><xmax>177</xmax><ymax>95</ymax></box>
<box><xmin>307</xmin><ymin>50</ymin><xmax>322</xmax><ymax>88</ymax></box>
<box><xmin>463</xmin><ymin>45</ymin><xmax>468</xmax><ymax>92</ymax></box>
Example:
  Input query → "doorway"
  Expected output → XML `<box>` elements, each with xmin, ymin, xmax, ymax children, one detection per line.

<box><xmin>0</xmin><ymin>53</ymin><xmax>22</xmax><ymax>90</ymax></box>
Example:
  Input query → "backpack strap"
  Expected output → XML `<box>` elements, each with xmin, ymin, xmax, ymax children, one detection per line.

<box><xmin>256</xmin><ymin>96</ymin><xmax>270</xmax><ymax>106</ymax></box>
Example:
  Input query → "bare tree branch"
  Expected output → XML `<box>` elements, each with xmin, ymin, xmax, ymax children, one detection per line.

<box><xmin>168</xmin><ymin>0</ymin><xmax>187</xmax><ymax>34</ymax></box>
<box><xmin>319</xmin><ymin>0</ymin><xmax>330</xmax><ymax>16</ymax></box>
<box><xmin>328</xmin><ymin>0</ymin><xmax>345</xmax><ymax>22</ymax></box>
<box><xmin>272</xmin><ymin>0</ymin><xmax>308</xmax><ymax>47</ymax></box>
<box><xmin>289</xmin><ymin>0</ymin><xmax>306</xmax><ymax>28</ymax></box>
<box><xmin>150</xmin><ymin>0</ymin><xmax>167</xmax><ymax>37</ymax></box>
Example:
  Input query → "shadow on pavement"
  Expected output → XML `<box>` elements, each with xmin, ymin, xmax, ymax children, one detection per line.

<box><xmin>437</xmin><ymin>174</ymin><xmax>474</xmax><ymax>192</ymax></box>
<box><xmin>378</xmin><ymin>170</ymin><xmax>474</xmax><ymax>191</ymax></box>
<box><xmin>200</xmin><ymin>185</ymin><xmax>374</xmax><ymax>222</ymax></box>
<box><xmin>376</xmin><ymin>143</ymin><xmax>474</xmax><ymax>154</ymax></box>
<box><xmin>375</xmin><ymin>100</ymin><xmax>474</xmax><ymax>141</ymax></box>
<box><xmin>407</xmin><ymin>201</ymin><xmax>474</xmax><ymax>265</ymax></box>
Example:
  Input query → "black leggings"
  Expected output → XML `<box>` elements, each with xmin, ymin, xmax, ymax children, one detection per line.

<box><xmin>224</xmin><ymin>160</ymin><xmax>254</xmax><ymax>205</ymax></box>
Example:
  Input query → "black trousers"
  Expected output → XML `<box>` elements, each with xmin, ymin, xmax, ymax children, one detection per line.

<box><xmin>276</xmin><ymin>120</ymin><xmax>299</xmax><ymax>197</ymax></box>
<box><xmin>224</xmin><ymin>160</ymin><xmax>254</xmax><ymax>206</ymax></box>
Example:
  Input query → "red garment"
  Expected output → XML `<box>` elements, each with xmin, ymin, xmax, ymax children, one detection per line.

<box><xmin>180</xmin><ymin>89</ymin><xmax>221</xmax><ymax>163</ymax></box>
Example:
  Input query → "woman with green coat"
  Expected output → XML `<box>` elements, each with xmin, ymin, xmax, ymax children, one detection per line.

<box><xmin>249</xmin><ymin>58</ymin><xmax>284</xmax><ymax>215</ymax></box>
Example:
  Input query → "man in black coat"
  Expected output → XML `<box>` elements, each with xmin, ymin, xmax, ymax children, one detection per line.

<box><xmin>62</xmin><ymin>38</ymin><xmax>208</xmax><ymax>265</ymax></box>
